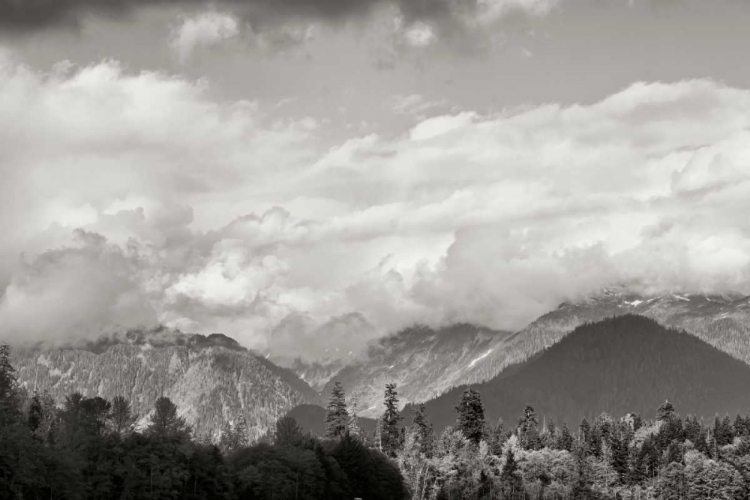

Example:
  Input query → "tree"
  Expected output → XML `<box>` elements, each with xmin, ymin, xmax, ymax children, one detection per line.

<box><xmin>220</xmin><ymin>414</ymin><xmax>250</xmax><ymax>452</ymax></box>
<box><xmin>275</xmin><ymin>415</ymin><xmax>306</xmax><ymax>448</ymax></box>
<box><xmin>578</xmin><ymin>417</ymin><xmax>593</xmax><ymax>455</ymax></box>
<box><xmin>657</xmin><ymin>400</ymin><xmax>676</xmax><ymax>422</ymax></box>
<box><xmin>325</xmin><ymin>382</ymin><xmax>349</xmax><ymax>439</ymax></box>
<box><xmin>348</xmin><ymin>395</ymin><xmax>362</xmax><ymax>439</ymax></box>
<box><xmin>147</xmin><ymin>396</ymin><xmax>190</xmax><ymax>440</ymax></box>
<box><xmin>381</xmin><ymin>383</ymin><xmax>402</xmax><ymax>457</ymax></box>
<box><xmin>489</xmin><ymin>418</ymin><xmax>506</xmax><ymax>456</ymax></box>
<box><xmin>558</xmin><ymin>423</ymin><xmax>574</xmax><ymax>452</ymax></box>
<box><xmin>500</xmin><ymin>448</ymin><xmax>523</xmax><ymax>499</ymax></box>
<box><xmin>108</xmin><ymin>395</ymin><xmax>136</xmax><ymax>437</ymax></box>
<box><xmin>518</xmin><ymin>404</ymin><xmax>541</xmax><ymax>450</ymax></box>
<box><xmin>27</xmin><ymin>391</ymin><xmax>43</xmax><ymax>435</ymax></box>
<box><xmin>455</xmin><ymin>388</ymin><xmax>485</xmax><ymax>446</ymax></box>
<box><xmin>412</xmin><ymin>404</ymin><xmax>435</xmax><ymax>457</ymax></box>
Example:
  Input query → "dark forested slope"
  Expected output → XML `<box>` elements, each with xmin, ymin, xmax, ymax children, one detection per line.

<box><xmin>413</xmin><ymin>314</ymin><xmax>750</xmax><ymax>431</ymax></box>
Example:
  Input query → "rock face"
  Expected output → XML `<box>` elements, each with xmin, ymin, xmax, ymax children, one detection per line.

<box><xmin>319</xmin><ymin>323</ymin><xmax>512</xmax><ymax>417</ymax></box>
<box><xmin>10</xmin><ymin>331</ymin><xmax>317</xmax><ymax>441</ymax></box>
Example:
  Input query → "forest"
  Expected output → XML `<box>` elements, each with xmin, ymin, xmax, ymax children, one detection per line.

<box><xmin>5</xmin><ymin>339</ymin><xmax>750</xmax><ymax>499</ymax></box>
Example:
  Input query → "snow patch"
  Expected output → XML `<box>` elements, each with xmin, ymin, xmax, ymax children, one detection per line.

<box><xmin>49</xmin><ymin>368</ymin><xmax>62</xmax><ymax>377</ymax></box>
<box><xmin>468</xmin><ymin>349</ymin><xmax>493</xmax><ymax>368</ymax></box>
<box><xmin>671</xmin><ymin>294</ymin><xmax>690</xmax><ymax>302</ymax></box>
<box><xmin>626</xmin><ymin>300</ymin><xmax>643</xmax><ymax>306</ymax></box>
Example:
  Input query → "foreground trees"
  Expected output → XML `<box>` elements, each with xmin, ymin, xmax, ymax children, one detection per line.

<box><xmin>0</xmin><ymin>345</ymin><xmax>408</xmax><ymax>500</ymax></box>
<box><xmin>391</xmin><ymin>386</ymin><xmax>750</xmax><ymax>500</ymax></box>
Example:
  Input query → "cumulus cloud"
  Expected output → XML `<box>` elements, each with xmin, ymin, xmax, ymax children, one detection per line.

<box><xmin>170</xmin><ymin>10</ymin><xmax>240</xmax><ymax>63</ymax></box>
<box><xmin>1</xmin><ymin>52</ymin><xmax>750</xmax><ymax>360</ymax></box>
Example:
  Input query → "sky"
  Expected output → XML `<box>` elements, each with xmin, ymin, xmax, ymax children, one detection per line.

<box><xmin>1</xmin><ymin>0</ymin><xmax>750</xmax><ymax>360</ymax></box>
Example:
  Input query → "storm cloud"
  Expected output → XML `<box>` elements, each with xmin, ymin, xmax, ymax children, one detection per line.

<box><xmin>0</xmin><ymin>0</ymin><xmax>558</xmax><ymax>36</ymax></box>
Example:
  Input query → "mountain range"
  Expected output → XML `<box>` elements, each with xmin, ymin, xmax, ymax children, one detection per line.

<box><xmin>406</xmin><ymin>314</ymin><xmax>750</xmax><ymax>432</ymax></box>
<box><xmin>8</xmin><ymin>287</ymin><xmax>750</xmax><ymax>441</ymax></box>
<box><xmin>288</xmin><ymin>287</ymin><xmax>750</xmax><ymax>417</ymax></box>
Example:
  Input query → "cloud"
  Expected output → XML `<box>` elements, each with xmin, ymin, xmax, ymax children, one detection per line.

<box><xmin>0</xmin><ymin>0</ymin><xmax>560</xmax><ymax>41</ymax></box>
<box><xmin>170</xmin><ymin>10</ymin><xmax>240</xmax><ymax>63</ymax></box>
<box><xmin>2</xmin><ymin>52</ymin><xmax>750</xmax><ymax>360</ymax></box>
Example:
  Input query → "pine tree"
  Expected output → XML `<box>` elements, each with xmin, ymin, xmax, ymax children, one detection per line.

<box><xmin>489</xmin><ymin>418</ymin><xmax>506</xmax><ymax>456</ymax></box>
<box><xmin>657</xmin><ymin>400</ymin><xmax>676</xmax><ymax>422</ymax></box>
<box><xmin>518</xmin><ymin>404</ymin><xmax>541</xmax><ymax>450</ymax></box>
<box><xmin>27</xmin><ymin>391</ymin><xmax>43</xmax><ymax>435</ymax></box>
<box><xmin>412</xmin><ymin>403</ymin><xmax>435</xmax><ymax>457</ymax></box>
<box><xmin>147</xmin><ymin>396</ymin><xmax>190</xmax><ymax>440</ymax></box>
<box><xmin>610</xmin><ymin>432</ymin><xmax>629</xmax><ymax>481</ymax></box>
<box><xmin>558</xmin><ymin>422</ymin><xmax>574</xmax><ymax>452</ymax></box>
<box><xmin>275</xmin><ymin>415</ymin><xmax>305</xmax><ymax>447</ymax></box>
<box><xmin>456</xmin><ymin>388</ymin><xmax>485</xmax><ymax>446</ymax></box>
<box><xmin>348</xmin><ymin>394</ymin><xmax>362</xmax><ymax>438</ymax></box>
<box><xmin>381</xmin><ymin>383</ymin><xmax>402</xmax><ymax>457</ymax></box>
<box><xmin>579</xmin><ymin>418</ymin><xmax>592</xmax><ymax>456</ymax></box>
<box><xmin>500</xmin><ymin>448</ymin><xmax>523</xmax><ymax>499</ymax></box>
<box><xmin>325</xmin><ymin>381</ymin><xmax>349</xmax><ymax>439</ymax></box>
<box><xmin>109</xmin><ymin>395</ymin><xmax>136</xmax><ymax>437</ymax></box>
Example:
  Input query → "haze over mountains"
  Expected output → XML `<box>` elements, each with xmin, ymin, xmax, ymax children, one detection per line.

<box><xmin>8</xmin><ymin>286</ymin><xmax>750</xmax><ymax>440</ymax></box>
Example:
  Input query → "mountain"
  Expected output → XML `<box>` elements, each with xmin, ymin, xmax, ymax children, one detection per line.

<box><xmin>409</xmin><ymin>315</ymin><xmax>750</xmax><ymax>432</ymax></box>
<box><xmin>9</xmin><ymin>329</ymin><xmax>318</xmax><ymax>441</ymax></box>
<box><xmin>425</xmin><ymin>288</ymin><xmax>750</xmax><ymax>395</ymax></box>
<box><xmin>303</xmin><ymin>289</ymin><xmax>750</xmax><ymax>419</ymax></box>
<box><xmin>318</xmin><ymin>323</ymin><xmax>512</xmax><ymax>417</ymax></box>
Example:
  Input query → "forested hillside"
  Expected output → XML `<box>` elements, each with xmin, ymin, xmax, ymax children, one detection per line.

<box><xmin>411</xmin><ymin>315</ymin><xmax>750</xmax><ymax>432</ymax></box>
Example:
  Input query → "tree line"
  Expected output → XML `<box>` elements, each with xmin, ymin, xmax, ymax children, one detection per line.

<box><xmin>324</xmin><ymin>380</ymin><xmax>750</xmax><ymax>499</ymax></box>
<box><xmin>0</xmin><ymin>344</ymin><xmax>407</xmax><ymax>499</ymax></box>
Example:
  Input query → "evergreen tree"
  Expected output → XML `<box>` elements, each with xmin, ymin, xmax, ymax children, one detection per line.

<box><xmin>325</xmin><ymin>381</ymin><xmax>349</xmax><ymax>439</ymax></box>
<box><xmin>274</xmin><ymin>415</ymin><xmax>306</xmax><ymax>448</ymax></box>
<box><xmin>657</xmin><ymin>400</ymin><xmax>676</xmax><ymax>422</ymax></box>
<box><xmin>27</xmin><ymin>391</ymin><xmax>43</xmax><ymax>435</ymax></box>
<box><xmin>579</xmin><ymin>418</ymin><xmax>592</xmax><ymax>456</ymax></box>
<box><xmin>610</xmin><ymin>431</ymin><xmax>629</xmax><ymax>482</ymax></box>
<box><xmin>412</xmin><ymin>403</ymin><xmax>435</xmax><ymax>457</ymax></box>
<box><xmin>455</xmin><ymin>388</ymin><xmax>485</xmax><ymax>446</ymax></box>
<box><xmin>147</xmin><ymin>396</ymin><xmax>190</xmax><ymax>440</ymax></box>
<box><xmin>348</xmin><ymin>395</ymin><xmax>362</xmax><ymax>438</ymax></box>
<box><xmin>489</xmin><ymin>418</ymin><xmax>506</xmax><ymax>456</ymax></box>
<box><xmin>108</xmin><ymin>395</ymin><xmax>136</xmax><ymax>437</ymax></box>
<box><xmin>518</xmin><ymin>404</ymin><xmax>541</xmax><ymax>450</ymax></box>
<box><xmin>381</xmin><ymin>383</ymin><xmax>402</xmax><ymax>457</ymax></box>
<box><xmin>500</xmin><ymin>448</ymin><xmax>523</xmax><ymax>499</ymax></box>
<box><xmin>558</xmin><ymin>422</ymin><xmax>574</xmax><ymax>452</ymax></box>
